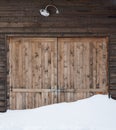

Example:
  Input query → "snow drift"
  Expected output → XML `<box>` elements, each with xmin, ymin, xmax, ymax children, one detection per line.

<box><xmin>0</xmin><ymin>94</ymin><xmax>116</xmax><ymax>130</ymax></box>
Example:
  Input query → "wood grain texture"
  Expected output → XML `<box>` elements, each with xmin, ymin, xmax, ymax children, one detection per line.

<box><xmin>0</xmin><ymin>34</ymin><xmax>7</xmax><ymax>112</ymax></box>
<box><xmin>0</xmin><ymin>0</ymin><xmax>115</xmax><ymax>111</ymax></box>
<box><xmin>58</xmin><ymin>38</ymin><xmax>108</xmax><ymax>102</ymax></box>
<box><xmin>109</xmin><ymin>34</ymin><xmax>116</xmax><ymax>99</ymax></box>
<box><xmin>8</xmin><ymin>37</ymin><xmax>57</xmax><ymax>109</ymax></box>
<box><xmin>0</xmin><ymin>0</ymin><xmax>115</xmax><ymax>33</ymax></box>
<box><xmin>8</xmin><ymin>37</ymin><xmax>108</xmax><ymax>109</ymax></box>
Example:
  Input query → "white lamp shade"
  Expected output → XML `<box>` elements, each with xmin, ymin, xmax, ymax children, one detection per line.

<box><xmin>40</xmin><ymin>9</ymin><xmax>50</xmax><ymax>17</ymax></box>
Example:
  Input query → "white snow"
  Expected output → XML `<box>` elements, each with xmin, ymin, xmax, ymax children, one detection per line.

<box><xmin>0</xmin><ymin>94</ymin><xmax>116</xmax><ymax>130</ymax></box>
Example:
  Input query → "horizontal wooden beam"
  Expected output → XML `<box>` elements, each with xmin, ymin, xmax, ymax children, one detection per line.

<box><xmin>12</xmin><ymin>88</ymin><xmax>107</xmax><ymax>93</ymax></box>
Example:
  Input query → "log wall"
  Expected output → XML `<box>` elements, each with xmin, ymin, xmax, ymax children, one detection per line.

<box><xmin>0</xmin><ymin>0</ymin><xmax>116</xmax><ymax>111</ymax></box>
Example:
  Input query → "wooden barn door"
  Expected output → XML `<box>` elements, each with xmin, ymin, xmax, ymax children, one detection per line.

<box><xmin>7</xmin><ymin>37</ymin><xmax>108</xmax><ymax>109</ymax></box>
<box><xmin>8</xmin><ymin>38</ymin><xmax>57</xmax><ymax>109</ymax></box>
<box><xmin>58</xmin><ymin>38</ymin><xmax>108</xmax><ymax>102</ymax></box>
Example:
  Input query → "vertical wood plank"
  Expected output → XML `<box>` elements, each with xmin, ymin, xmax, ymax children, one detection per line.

<box><xmin>8</xmin><ymin>37</ymin><xmax>108</xmax><ymax>109</ymax></box>
<box><xmin>9</xmin><ymin>38</ymin><xmax>57</xmax><ymax>109</ymax></box>
<box><xmin>58</xmin><ymin>38</ymin><xmax>108</xmax><ymax>103</ymax></box>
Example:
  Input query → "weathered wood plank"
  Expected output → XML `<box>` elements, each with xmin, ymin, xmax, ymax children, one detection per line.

<box><xmin>58</xmin><ymin>38</ymin><xmax>108</xmax><ymax>103</ymax></box>
<box><xmin>8</xmin><ymin>37</ymin><xmax>57</xmax><ymax>109</ymax></box>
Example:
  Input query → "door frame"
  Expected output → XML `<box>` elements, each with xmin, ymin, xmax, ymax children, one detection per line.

<box><xmin>5</xmin><ymin>34</ymin><xmax>110</xmax><ymax>109</ymax></box>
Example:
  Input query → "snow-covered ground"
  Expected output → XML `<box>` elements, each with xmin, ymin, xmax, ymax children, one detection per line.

<box><xmin>0</xmin><ymin>94</ymin><xmax>116</xmax><ymax>130</ymax></box>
